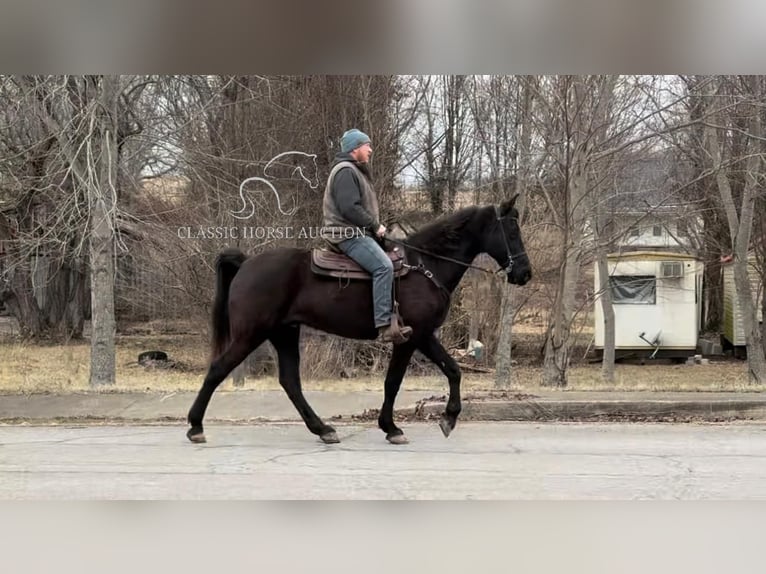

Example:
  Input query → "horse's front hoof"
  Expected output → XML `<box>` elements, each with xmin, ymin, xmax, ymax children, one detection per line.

<box><xmin>386</xmin><ymin>433</ymin><xmax>409</xmax><ymax>445</ymax></box>
<box><xmin>187</xmin><ymin>428</ymin><xmax>206</xmax><ymax>443</ymax></box>
<box><xmin>439</xmin><ymin>415</ymin><xmax>455</xmax><ymax>438</ymax></box>
<box><xmin>320</xmin><ymin>431</ymin><xmax>340</xmax><ymax>444</ymax></box>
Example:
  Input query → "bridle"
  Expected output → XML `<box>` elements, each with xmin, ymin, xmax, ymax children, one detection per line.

<box><xmin>494</xmin><ymin>205</ymin><xmax>516</xmax><ymax>276</ymax></box>
<box><xmin>384</xmin><ymin>206</ymin><xmax>521</xmax><ymax>294</ymax></box>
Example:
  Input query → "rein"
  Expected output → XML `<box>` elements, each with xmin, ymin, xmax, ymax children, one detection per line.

<box><xmin>385</xmin><ymin>206</ymin><xmax>520</xmax><ymax>279</ymax></box>
<box><xmin>385</xmin><ymin>236</ymin><xmax>496</xmax><ymax>275</ymax></box>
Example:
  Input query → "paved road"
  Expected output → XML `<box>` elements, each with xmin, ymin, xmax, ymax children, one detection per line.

<box><xmin>2</xmin><ymin>422</ymin><xmax>766</xmax><ymax>499</ymax></box>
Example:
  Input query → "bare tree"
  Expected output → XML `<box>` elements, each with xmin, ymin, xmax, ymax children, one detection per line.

<box><xmin>677</xmin><ymin>76</ymin><xmax>730</xmax><ymax>332</ymax></box>
<box><xmin>87</xmin><ymin>76</ymin><xmax>120</xmax><ymax>386</ymax></box>
<box><xmin>590</xmin><ymin>77</ymin><xmax>619</xmax><ymax>383</ymax></box>
<box><xmin>474</xmin><ymin>76</ymin><xmax>535</xmax><ymax>387</ymax></box>
<box><xmin>538</xmin><ymin>75</ymin><xmax>660</xmax><ymax>386</ymax></box>
<box><xmin>703</xmin><ymin>75</ymin><xmax>766</xmax><ymax>382</ymax></box>
<box><xmin>412</xmin><ymin>76</ymin><xmax>473</xmax><ymax>214</ymax></box>
<box><xmin>9</xmin><ymin>76</ymin><xmax>125</xmax><ymax>384</ymax></box>
<box><xmin>0</xmin><ymin>75</ymin><xmax>150</xmax><ymax>344</ymax></box>
<box><xmin>0</xmin><ymin>77</ymin><xmax>90</xmax><ymax>339</ymax></box>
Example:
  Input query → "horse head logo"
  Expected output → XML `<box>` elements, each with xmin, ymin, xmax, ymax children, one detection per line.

<box><xmin>230</xmin><ymin>151</ymin><xmax>319</xmax><ymax>220</ymax></box>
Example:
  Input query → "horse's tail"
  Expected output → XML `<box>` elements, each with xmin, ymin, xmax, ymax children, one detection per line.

<box><xmin>211</xmin><ymin>248</ymin><xmax>247</xmax><ymax>358</ymax></box>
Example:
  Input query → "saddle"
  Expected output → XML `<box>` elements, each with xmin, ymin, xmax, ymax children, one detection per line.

<box><xmin>311</xmin><ymin>246</ymin><xmax>410</xmax><ymax>280</ymax></box>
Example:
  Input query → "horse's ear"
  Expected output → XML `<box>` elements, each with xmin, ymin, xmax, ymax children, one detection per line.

<box><xmin>500</xmin><ymin>193</ymin><xmax>520</xmax><ymax>215</ymax></box>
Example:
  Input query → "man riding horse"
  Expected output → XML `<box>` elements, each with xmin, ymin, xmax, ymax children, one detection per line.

<box><xmin>321</xmin><ymin>128</ymin><xmax>413</xmax><ymax>345</ymax></box>
<box><xmin>186</xmin><ymin>129</ymin><xmax>532</xmax><ymax>446</ymax></box>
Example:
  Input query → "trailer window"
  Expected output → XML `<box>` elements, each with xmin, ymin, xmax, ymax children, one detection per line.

<box><xmin>609</xmin><ymin>275</ymin><xmax>656</xmax><ymax>305</ymax></box>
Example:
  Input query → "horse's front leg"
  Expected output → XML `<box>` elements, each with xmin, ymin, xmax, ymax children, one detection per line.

<box><xmin>378</xmin><ymin>342</ymin><xmax>416</xmax><ymax>444</ymax></box>
<box><xmin>417</xmin><ymin>334</ymin><xmax>462</xmax><ymax>437</ymax></box>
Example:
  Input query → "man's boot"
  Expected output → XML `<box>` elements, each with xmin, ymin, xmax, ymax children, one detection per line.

<box><xmin>378</xmin><ymin>321</ymin><xmax>413</xmax><ymax>345</ymax></box>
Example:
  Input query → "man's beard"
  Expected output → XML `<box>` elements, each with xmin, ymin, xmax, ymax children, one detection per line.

<box><xmin>356</xmin><ymin>160</ymin><xmax>372</xmax><ymax>179</ymax></box>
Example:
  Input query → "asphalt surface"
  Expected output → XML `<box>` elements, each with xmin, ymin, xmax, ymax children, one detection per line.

<box><xmin>3</xmin><ymin>421</ymin><xmax>766</xmax><ymax>499</ymax></box>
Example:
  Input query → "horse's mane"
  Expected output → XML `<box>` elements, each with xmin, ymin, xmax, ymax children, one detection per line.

<box><xmin>406</xmin><ymin>206</ymin><xmax>486</xmax><ymax>255</ymax></box>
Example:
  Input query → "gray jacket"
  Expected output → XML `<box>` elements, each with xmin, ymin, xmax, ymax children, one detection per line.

<box><xmin>321</xmin><ymin>153</ymin><xmax>380</xmax><ymax>244</ymax></box>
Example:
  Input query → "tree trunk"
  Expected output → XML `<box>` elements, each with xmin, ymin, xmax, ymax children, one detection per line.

<box><xmin>494</xmin><ymin>76</ymin><xmax>532</xmax><ymax>387</ymax></box>
<box><xmin>2</xmin><ymin>261</ymin><xmax>46</xmax><ymax>337</ymax></box>
<box><xmin>700</xmin><ymin>202</ymin><xmax>728</xmax><ymax>331</ymax></box>
<box><xmin>429</xmin><ymin>181</ymin><xmax>443</xmax><ymax>214</ymax></box>
<box><xmin>688</xmin><ymin>76</ymin><xmax>726</xmax><ymax>332</ymax></box>
<box><xmin>542</xmin><ymin>79</ymin><xmax>591</xmax><ymax>388</ymax></box>
<box><xmin>88</xmin><ymin>76</ymin><xmax>119</xmax><ymax>387</ymax></box>
<box><xmin>64</xmin><ymin>261</ymin><xmax>88</xmax><ymax>338</ymax></box>
<box><xmin>445</xmin><ymin>75</ymin><xmax>457</xmax><ymax>213</ymax></box>
<box><xmin>494</xmin><ymin>283</ymin><xmax>514</xmax><ymax>386</ymax></box>
<box><xmin>596</xmin><ymin>249</ymin><xmax>615</xmax><ymax>382</ymax></box>
<box><xmin>591</xmin><ymin>76</ymin><xmax>618</xmax><ymax>383</ymax></box>
<box><xmin>703</xmin><ymin>250</ymin><xmax>724</xmax><ymax>331</ymax></box>
<box><xmin>4</xmin><ymin>256</ymin><xmax>88</xmax><ymax>340</ymax></box>
<box><xmin>231</xmin><ymin>361</ymin><xmax>246</xmax><ymax>387</ymax></box>
<box><xmin>446</xmin><ymin>75</ymin><xmax>467</xmax><ymax>213</ymax></box>
<box><xmin>543</xmin><ymin>166</ymin><xmax>586</xmax><ymax>388</ymax></box>
<box><xmin>468</xmin><ymin>271</ymin><xmax>480</xmax><ymax>342</ymax></box>
<box><xmin>705</xmin><ymin>76</ymin><xmax>766</xmax><ymax>383</ymax></box>
<box><xmin>543</xmin><ymin>240</ymin><xmax>581</xmax><ymax>387</ymax></box>
<box><xmin>43</xmin><ymin>258</ymin><xmax>88</xmax><ymax>339</ymax></box>
<box><xmin>762</xmin><ymin>278</ymin><xmax>766</xmax><ymax>357</ymax></box>
<box><xmin>734</xmin><ymin>261</ymin><xmax>766</xmax><ymax>381</ymax></box>
<box><xmin>757</xmin><ymin>122</ymin><xmax>766</xmax><ymax>358</ymax></box>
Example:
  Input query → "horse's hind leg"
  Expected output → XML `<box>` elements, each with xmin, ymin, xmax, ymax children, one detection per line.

<box><xmin>270</xmin><ymin>325</ymin><xmax>339</xmax><ymax>444</ymax></box>
<box><xmin>187</xmin><ymin>335</ymin><xmax>263</xmax><ymax>443</ymax></box>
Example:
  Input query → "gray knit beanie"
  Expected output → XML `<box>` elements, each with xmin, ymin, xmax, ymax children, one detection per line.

<box><xmin>340</xmin><ymin>129</ymin><xmax>371</xmax><ymax>153</ymax></box>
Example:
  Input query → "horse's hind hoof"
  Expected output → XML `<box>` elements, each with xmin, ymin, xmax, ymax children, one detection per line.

<box><xmin>187</xmin><ymin>428</ymin><xmax>207</xmax><ymax>443</ymax></box>
<box><xmin>386</xmin><ymin>433</ymin><xmax>409</xmax><ymax>445</ymax></box>
<box><xmin>320</xmin><ymin>431</ymin><xmax>340</xmax><ymax>444</ymax></box>
<box><xmin>439</xmin><ymin>416</ymin><xmax>455</xmax><ymax>438</ymax></box>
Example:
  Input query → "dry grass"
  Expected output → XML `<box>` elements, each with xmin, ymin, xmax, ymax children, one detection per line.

<box><xmin>562</xmin><ymin>362</ymin><xmax>763</xmax><ymax>392</ymax></box>
<box><xmin>0</xmin><ymin>336</ymin><xmax>208</xmax><ymax>394</ymax></box>
<box><xmin>0</xmin><ymin>335</ymin><xmax>762</xmax><ymax>394</ymax></box>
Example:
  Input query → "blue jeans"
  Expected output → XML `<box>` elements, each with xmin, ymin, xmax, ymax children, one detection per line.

<box><xmin>337</xmin><ymin>235</ymin><xmax>394</xmax><ymax>328</ymax></box>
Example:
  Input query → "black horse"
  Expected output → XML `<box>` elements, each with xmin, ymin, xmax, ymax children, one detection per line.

<box><xmin>187</xmin><ymin>196</ymin><xmax>531</xmax><ymax>445</ymax></box>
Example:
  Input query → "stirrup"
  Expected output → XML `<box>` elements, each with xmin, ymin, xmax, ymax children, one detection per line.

<box><xmin>378</xmin><ymin>322</ymin><xmax>412</xmax><ymax>345</ymax></box>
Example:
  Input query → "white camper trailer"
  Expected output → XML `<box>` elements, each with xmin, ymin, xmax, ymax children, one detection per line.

<box><xmin>594</xmin><ymin>251</ymin><xmax>704</xmax><ymax>359</ymax></box>
<box><xmin>722</xmin><ymin>255</ymin><xmax>763</xmax><ymax>350</ymax></box>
